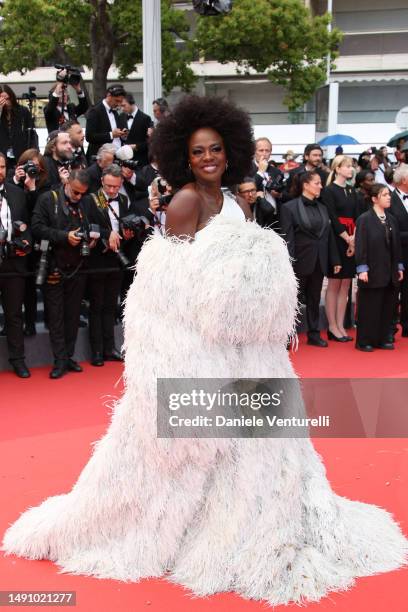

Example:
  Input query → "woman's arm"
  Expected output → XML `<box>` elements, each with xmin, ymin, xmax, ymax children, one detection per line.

<box><xmin>165</xmin><ymin>188</ymin><xmax>201</xmax><ymax>239</ymax></box>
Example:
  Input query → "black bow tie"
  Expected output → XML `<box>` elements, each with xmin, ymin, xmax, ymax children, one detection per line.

<box><xmin>107</xmin><ymin>198</ymin><xmax>117</xmax><ymax>204</ymax></box>
<box><xmin>401</xmin><ymin>193</ymin><xmax>408</xmax><ymax>201</ymax></box>
<box><xmin>127</xmin><ymin>114</ymin><xmax>134</xmax><ymax>120</ymax></box>
<box><xmin>108</xmin><ymin>108</ymin><xmax>114</xmax><ymax>114</ymax></box>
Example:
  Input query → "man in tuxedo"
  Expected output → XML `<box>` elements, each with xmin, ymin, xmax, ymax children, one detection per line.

<box><xmin>86</xmin><ymin>144</ymin><xmax>116</xmax><ymax>194</ymax></box>
<box><xmin>389</xmin><ymin>163</ymin><xmax>408</xmax><ymax>335</ymax></box>
<box><xmin>250</xmin><ymin>137</ymin><xmax>284</xmax><ymax>224</ymax></box>
<box><xmin>119</xmin><ymin>93</ymin><xmax>153</xmax><ymax>168</ymax></box>
<box><xmin>85</xmin><ymin>84</ymin><xmax>128</xmax><ymax>161</ymax></box>
<box><xmin>0</xmin><ymin>153</ymin><xmax>32</xmax><ymax>377</ymax></box>
<box><xmin>84</xmin><ymin>164</ymin><xmax>134</xmax><ymax>366</ymax></box>
<box><xmin>43</xmin><ymin>78</ymin><xmax>88</xmax><ymax>134</ymax></box>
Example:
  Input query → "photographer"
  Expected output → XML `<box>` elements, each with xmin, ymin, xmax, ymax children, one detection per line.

<box><xmin>61</xmin><ymin>120</ymin><xmax>88</xmax><ymax>169</ymax></box>
<box><xmin>87</xmin><ymin>143</ymin><xmax>116</xmax><ymax>194</ymax></box>
<box><xmin>32</xmin><ymin>169</ymin><xmax>94</xmax><ymax>379</ymax></box>
<box><xmin>43</xmin><ymin>131</ymin><xmax>74</xmax><ymax>188</ymax></box>
<box><xmin>0</xmin><ymin>153</ymin><xmax>32</xmax><ymax>378</ymax></box>
<box><xmin>43</xmin><ymin>67</ymin><xmax>88</xmax><ymax>133</ymax></box>
<box><xmin>0</xmin><ymin>85</ymin><xmax>37</xmax><ymax>171</ymax></box>
<box><xmin>7</xmin><ymin>149</ymin><xmax>50</xmax><ymax>337</ymax></box>
<box><xmin>83</xmin><ymin>164</ymin><xmax>136</xmax><ymax>366</ymax></box>
<box><xmin>237</xmin><ymin>177</ymin><xmax>280</xmax><ymax>234</ymax></box>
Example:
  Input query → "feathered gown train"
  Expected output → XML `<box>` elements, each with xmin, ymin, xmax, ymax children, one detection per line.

<box><xmin>3</xmin><ymin>215</ymin><xmax>407</xmax><ymax>606</ymax></box>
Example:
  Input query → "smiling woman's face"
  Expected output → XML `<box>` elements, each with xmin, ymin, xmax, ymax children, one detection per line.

<box><xmin>188</xmin><ymin>128</ymin><xmax>227</xmax><ymax>185</ymax></box>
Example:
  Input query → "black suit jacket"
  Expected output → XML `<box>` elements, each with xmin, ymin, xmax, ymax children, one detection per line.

<box><xmin>118</xmin><ymin>108</ymin><xmax>153</xmax><ymax>167</ymax></box>
<box><xmin>86</xmin><ymin>162</ymin><xmax>103</xmax><ymax>195</ymax></box>
<box><xmin>280</xmin><ymin>196</ymin><xmax>340</xmax><ymax>277</ymax></box>
<box><xmin>44</xmin><ymin>95</ymin><xmax>89</xmax><ymax>133</ymax></box>
<box><xmin>83</xmin><ymin>190</ymin><xmax>132</xmax><ymax>268</ymax></box>
<box><xmin>355</xmin><ymin>208</ymin><xmax>402</xmax><ymax>288</ymax></box>
<box><xmin>32</xmin><ymin>186</ymin><xmax>96</xmax><ymax>269</ymax></box>
<box><xmin>389</xmin><ymin>190</ymin><xmax>408</xmax><ymax>265</ymax></box>
<box><xmin>0</xmin><ymin>183</ymin><xmax>31</xmax><ymax>275</ymax></box>
<box><xmin>85</xmin><ymin>102</ymin><xmax>120</xmax><ymax>160</ymax></box>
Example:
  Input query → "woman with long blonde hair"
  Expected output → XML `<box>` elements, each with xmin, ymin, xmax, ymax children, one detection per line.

<box><xmin>321</xmin><ymin>155</ymin><xmax>359</xmax><ymax>341</ymax></box>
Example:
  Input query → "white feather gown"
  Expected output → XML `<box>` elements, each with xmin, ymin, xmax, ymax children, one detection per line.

<box><xmin>2</xmin><ymin>201</ymin><xmax>407</xmax><ymax>606</ymax></box>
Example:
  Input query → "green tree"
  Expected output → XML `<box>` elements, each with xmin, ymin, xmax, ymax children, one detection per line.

<box><xmin>0</xmin><ymin>0</ymin><xmax>196</xmax><ymax>102</ymax></box>
<box><xmin>194</xmin><ymin>0</ymin><xmax>342</xmax><ymax>110</ymax></box>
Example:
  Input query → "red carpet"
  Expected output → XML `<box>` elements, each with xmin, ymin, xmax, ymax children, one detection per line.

<box><xmin>2</xmin><ymin>331</ymin><xmax>407</xmax><ymax>611</ymax></box>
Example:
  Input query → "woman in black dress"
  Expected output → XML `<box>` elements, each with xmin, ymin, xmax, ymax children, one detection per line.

<box><xmin>0</xmin><ymin>85</ymin><xmax>36</xmax><ymax>171</ymax></box>
<box><xmin>355</xmin><ymin>183</ymin><xmax>403</xmax><ymax>351</ymax></box>
<box><xmin>321</xmin><ymin>155</ymin><xmax>358</xmax><ymax>342</ymax></box>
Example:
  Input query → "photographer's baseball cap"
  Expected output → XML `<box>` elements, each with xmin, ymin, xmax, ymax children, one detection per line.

<box><xmin>107</xmin><ymin>84</ymin><xmax>126</xmax><ymax>97</ymax></box>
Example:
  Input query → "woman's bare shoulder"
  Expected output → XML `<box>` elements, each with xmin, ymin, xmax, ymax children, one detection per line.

<box><xmin>165</xmin><ymin>184</ymin><xmax>201</xmax><ymax>238</ymax></box>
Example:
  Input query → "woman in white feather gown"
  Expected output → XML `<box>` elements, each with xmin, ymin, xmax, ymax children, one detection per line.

<box><xmin>2</xmin><ymin>96</ymin><xmax>407</xmax><ymax>606</ymax></box>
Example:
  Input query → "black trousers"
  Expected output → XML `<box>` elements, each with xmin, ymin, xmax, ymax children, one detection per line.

<box><xmin>119</xmin><ymin>269</ymin><xmax>136</xmax><ymax>318</ymax></box>
<box><xmin>88</xmin><ymin>269</ymin><xmax>123</xmax><ymax>355</ymax></box>
<box><xmin>0</xmin><ymin>274</ymin><xmax>25</xmax><ymax>362</ymax></box>
<box><xmin>397</xmin><ymin>274</ymin><xmax>408</xmax><ymax>330</ymax></box>
<box><xmin>24</xmin><ymin>252</ymin><xmax>39</xmax><ymax>327</ymax></box>
<box><xmin>357</xmin><ymin>283</ymin><xmax>398</xmax><ymax>347</ymax></box>
<box><xmin>298</xmin><ymin>259</ymin><xmax>324</xmax><ymax>339</ymax></box>
<box><xmin>44</xmin><ymin>273</ymin><xmax>87</xmax><ymax>362</ymax></box>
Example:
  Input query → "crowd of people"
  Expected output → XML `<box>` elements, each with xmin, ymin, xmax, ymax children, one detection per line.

<box><xmin>0</xmin><ymin>73</ymin><xmax>408</xmax><ymax>379</ymax></box>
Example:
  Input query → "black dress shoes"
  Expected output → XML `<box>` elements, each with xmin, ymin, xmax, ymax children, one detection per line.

<box><xmin>12</xmin><ymin>361</ymin><xmax>31</xmax><ymax>378</ymax></box>
<box><xmin>67</xmin><ymin>359</ymin><xmax>83</xmax><ymax>372</ymax></box>
<box><xmin>307</xmin><ymin>336</ymin><xmax>328</xmax><ymax>348</ymax></box>
<box><xmin>103</xmin><ymin>349</ymin><xmax>124</xmax><ymax>362</ymax></box>
<box><xmin>327</xmin><ymin>330</ymin><xmax>348</xmax><ymax>343</ymax></box>
<box><xmin>91</xmin><ymin>353</ymin><xmax>104</xmax><ymax>367</ymax></box>
<box><xmin>50</xmin><ymin>361</ymin><xmax>68</xmax><ymax>379</ymax></box>
<box><xmin>355</xmin><ymin>343</ymin><xmax>374</xmax><ymax>352</ymax></box>
<box><xmin>377</xmin><ymin>343</ymin><xmax>394</xmax><ymax>350</ymax></box>
<box><xmin>23</xmin><ymin>323</ymin><xmax>36</xmax><ymax>337</ymax></box>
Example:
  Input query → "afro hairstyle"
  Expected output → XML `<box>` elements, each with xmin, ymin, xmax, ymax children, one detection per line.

<box><xmin>150</xmin><ymin>95</ymin><xmax>254</xmax><ymax>189</ymax></box>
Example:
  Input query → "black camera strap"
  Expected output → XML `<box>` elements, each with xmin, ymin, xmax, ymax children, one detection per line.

<box><xmin>0</xmin><ymin>191</ymin><xmax>11</xmax><ymax>237</ymax></box>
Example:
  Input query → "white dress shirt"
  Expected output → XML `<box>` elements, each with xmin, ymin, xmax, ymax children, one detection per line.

<box><xmin>0</xmin><ymin>191</ymin><xmax>12</xmax><ymax>241</ymax></box>
<box><xmin>103</xmin><ymin>191</ymin><xmax>120</xmax><ymax>233</ymax></box>
<box><xmin>396</xmin><ymin>188</ymin><xmax>408</xmax><ymax>214</ymax></box>
<box><xmin>102</xmin><ymin>99</ymin><xmax>121</xmax><ymax>150</ymax></box>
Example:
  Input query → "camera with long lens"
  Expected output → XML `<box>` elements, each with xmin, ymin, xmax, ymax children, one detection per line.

<box><xmin>21</xmin><ymin>160</ymin><xmax>40</xmax><ymax>180</ymax></box>
<box><xmin>0</xmin><ymin>226</ymin><xmax>7</xmax><ymax>260</ymax></box>
<box><xmin>74</xmin><ymin>224</ymin><xmax>100</xmax><ymax>258</ymax></box>
<box><xmin>55</xmin><ymin>64</ymin><xmax>81</xmax><ymax>87</ymax></box>
<box><xmin>120</xmin><ymin>214</ymin><xmax>150</xmax><ymax>241</ymax></box>
<box><xmin>264</xmin><ymin>173</ymin><xmax>286</xmax><ymax>194</ymax></box>
<box><xmin>114</xmin><ymin>159</ymin><xmax>139</xmax><ymax>171</ymax></box>
<box><xmin>21</xmin><ymin>86</ymin><xmax>37</xmax><ymax>101</ymax></box>
<box><xmin>35</xmin><ymin>240</ymin><xmax>51</xmax><ymax>285</ymax></box>
<box><xmin>193</xmin><ymin>0</ymin><xmax>233</xmax><ymax>15</ymax></box>
<box><xmin>10</xmin><ymin>221</ymin><xmax>32</xmax><ymax>255</ymax></box>
<box><xmin>102</xmin><ymin>237</ymin><xmax>131</xmax><ymax>269</ymax></box>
